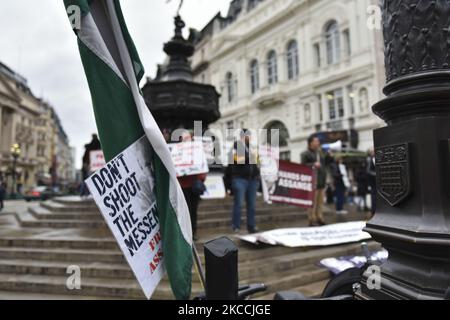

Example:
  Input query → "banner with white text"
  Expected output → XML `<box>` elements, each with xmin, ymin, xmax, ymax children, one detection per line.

<box><xmin>85</xmin><ymin>136</ymin><xmax>164</xmax><ymax>299</ymax></box>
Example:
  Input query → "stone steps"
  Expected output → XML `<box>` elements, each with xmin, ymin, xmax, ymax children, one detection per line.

<box><xmin>40</xmin><ymin>201</ymin><xmax>98</xmax><ymax>213</ymax></box>
<box><xmin>0</xmin><ymin>272</ymin><xmax>192</xmax><ymax>300</ymax></box>
<box><xmin>30</xmin><ymin>206</ymin><xmax>103</xmax><ymax>221</ymax></box>
<box><xmin>0</xmin><ymin>196</ymin><xmax>377</xmax><ymax>300</ymax></box>
<box><xmin>197</xmin><ymin>206</ymin><xmax>301</xmax><ymax>220</ymax></box>
<box><xmin>0</xmin><ymin>247</ymin><xmax>125</xmax><ymax>264</ymax></box>
<box><xmin>14</xmin><ymin>211</ymin><xmax>107</xmax><ymax>229</ymax></box>
<box><xmin>0</xmin><ymin>237</ymin><xmax>118</xmax><ymax>250</ymax></box>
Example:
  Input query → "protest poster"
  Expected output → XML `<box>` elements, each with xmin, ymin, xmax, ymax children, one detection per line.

<box><xmin>85</xmin><ymin>136</ymin><xmax>164</xmax><ymax>299</ymax></box>
<box><xmin>260</xmin><ymin>159</ymin><xmax>316</xmax><ymax>208</ymax></box>
<box><xmin>319</xmin><ymin>249</ymin><xmax>388</xmax><ymax>275</ymax></box>
<box><xmin>168</xmin><ymin>141</ymin><xmax>209</xmax><ymax>177</ymax></box>
<box><xmin>89</xmin><ymin>150</ymin><xmax>106</xmax><ymax>172</ymax></box>
<box><xmin>201</xmin><ymin>174</ymin><xmax>226</xmax><ymax>200</ymax></box>
<box><xmin>238</xmin><ymin>221</ymin><xmax>371</xmax><ymax>247</ymax></box>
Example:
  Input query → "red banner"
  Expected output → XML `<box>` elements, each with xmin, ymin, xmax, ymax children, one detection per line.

<box><xmin>262</xmin><ymin>160</ymin><xmax>316</xmax><ymax>208</ymax></box>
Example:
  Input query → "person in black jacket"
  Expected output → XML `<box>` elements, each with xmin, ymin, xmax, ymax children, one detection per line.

<box><xmin>367</xmin><ymin>148</ymin><xmax>377</xmax><ymax>217</ymax></box>
<box><xmin>301</xmin><ymin>136</ymin><xmax>327</xmax><ymax>226</ymax></box>
<box><xmin>0</xmin><ymin>182</ymin><xmax>6</xmax><ymax>212</ymax></box>
<box><xmin>228</xmin><ymin>130</ymin><xmax>260</xmax><ymax>234</ymax></box>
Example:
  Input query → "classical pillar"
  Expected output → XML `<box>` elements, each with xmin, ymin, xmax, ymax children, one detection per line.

<box><xmin>357</xmin><ymin>0</ymin><xmax>450</xmax><ymax>300</ymax></box>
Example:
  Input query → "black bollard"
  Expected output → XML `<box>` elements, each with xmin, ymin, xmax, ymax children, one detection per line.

<box><xmin>204</xmin><ymin>236</ymin><xmax>239</xmax><ymax>300</ymax></box>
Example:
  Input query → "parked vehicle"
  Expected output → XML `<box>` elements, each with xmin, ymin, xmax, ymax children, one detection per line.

<box><xmin>24</xmin><ymin>186</ymin><xmax>54</xmax><ymax>202</ymax></box>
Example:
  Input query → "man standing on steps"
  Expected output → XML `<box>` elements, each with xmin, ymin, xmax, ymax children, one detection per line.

<box><xmin>301</xmin><ymin>136</ymin><xmax>327</xmax><ymax>227</ymax></box>
<box><xmin>229</xmin><ymin>129</ymin><xmax>260</xmax><ymax>234</ymax></box>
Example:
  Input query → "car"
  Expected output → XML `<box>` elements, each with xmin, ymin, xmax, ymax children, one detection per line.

<box><xmin>24</xmin><ymin>186</ymin><xmax>54</xmax><ymax>202</ymax></box>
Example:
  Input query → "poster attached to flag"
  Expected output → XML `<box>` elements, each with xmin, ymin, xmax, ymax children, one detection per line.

<box><xmin>89</xmin><ymin>150</ymin><xmax>106</xmax><ymax>172</ymax></box>
<box><xmin>85</xmin><ymin>136</ymin><xmax>164</xmax><ymax>299</ymax></box>
<box><xmin>168</xmin><ymin>141</ymin><xmax>209</xmax><ymax>177</ymax></box>
<box><xmin>64</xmin><ymin>0</ymin><xmax>193</xmax><ymax>299</ymax></box>
<box><xmin>261</xmin><ymin>159</ymin><xmax>316</xmax><ymax>208</ymax></box>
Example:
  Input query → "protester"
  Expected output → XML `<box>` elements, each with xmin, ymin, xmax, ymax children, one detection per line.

<box><xmin>80</xmin><ymin>134</ymin><xmax>102</xmax><ymax>197</ymax></box>
<box><xmin>330</xmin><ymin>156</ymin><xmax>350</xmax><ymax>214</ymax></box>
<box><xmin>0</xmin><ymin>182</ymin><xmax>6</xmax><ymax>212</ymax></box>
<box><xmin>301</xmin><ymin>136</ymin><xmax>327</xmax><ymax>226</ymax></box>
<box><xmin>177</xmin><ymin>130</ymin><xmax>207</xmax><ymax>241</ymax></box>
<box><xmin>367</xmin><ymin>148</ymin><xmax>377</xmax><ymax>217</ymax></box>
<box><xmin>229</xmin><ymin>129</ymin><xmax>260</xmax><ymax>234</ymax></box>
<box><xmin>355</xmin><ymin>161</ymin><xmax>369</xmax><ymax>212</ymax></box>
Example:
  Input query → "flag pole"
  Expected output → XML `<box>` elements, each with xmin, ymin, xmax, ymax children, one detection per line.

<box><xmin>192</xmin><ymin>244</ymin><xmax>206</xmax><ymax>291</ymax></box>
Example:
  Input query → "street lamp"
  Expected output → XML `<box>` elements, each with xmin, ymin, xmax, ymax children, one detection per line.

<box><xmin>10</xmin><ymin>143</ymin><xmax>21</xmax><ymax>199</ymax></box>
<box><xmin>357</xmin><ymin>0</ymin><xmax>450</xmax><ymax>300</ymax></box>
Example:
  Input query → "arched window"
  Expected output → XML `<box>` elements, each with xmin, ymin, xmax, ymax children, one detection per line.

<box><xmin>304</xmin><ymin>104</ymin><xmax>311</xmax><ymax>124</ymax></box>
<box><xmin>250</xmin><ymin>59</ymin><xmax>259</xmax><ymax>94</ymax></box>
<box><xmin>226</xmin><ymin>72</ymin><xmax>235</xmax><ymax>103</ymax></box>
<box><xmin>265</xmin><ymin>121</ymin><xmax>290</xmax><ymax>147</ymax></box>
<box><xmin>325</xmin><ymin>21</ymin><xmax>340</xmax><ymax>65</ymax></box>
<box><xmin>359</xmin><ymin>87</ymin><xmax>369</xmax><ymax>112</ymax></box>
<box><xmin>287</xmin><ymin>40</ymin><xmax>299</xmax><ymax>80</ymax></box>
<box><xmin>267</xmin><ymin>50</ymin><xmax>278</xmax><ymax>85</ymax></box>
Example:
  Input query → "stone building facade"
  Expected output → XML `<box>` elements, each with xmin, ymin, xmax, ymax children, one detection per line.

<box><xmin>190</xmin><ymin>0</ymin><xmax>385</xmax><ymax>162</ymax></box>
<box><xmin>0</xmin><ymin>62</ymin><xmax>74</xmax><ymax>194</ymax></box>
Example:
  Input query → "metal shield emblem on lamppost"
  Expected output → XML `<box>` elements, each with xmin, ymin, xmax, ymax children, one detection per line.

<box><xmin>375</xmin><ymin>143</ymin><xmax>411</xmax><ymax>206</ymax></box>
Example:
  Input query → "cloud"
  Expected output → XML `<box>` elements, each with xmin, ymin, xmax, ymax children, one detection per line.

<box><xmin>0</xmin><ymin>0</ymin><xmax>230</xmax><ymax>170</ymax></box>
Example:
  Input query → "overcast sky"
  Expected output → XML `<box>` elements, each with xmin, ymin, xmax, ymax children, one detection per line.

<box><xmin>0</xmin><ymin>0</ymin><xmax>230</xmax><ymax>169</ymax></box>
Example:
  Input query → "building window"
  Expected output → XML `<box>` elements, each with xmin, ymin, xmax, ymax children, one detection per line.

<box><xmin>267</xmin><ymin>50</ymin><xmax>278</xmax><ymax>85</ymax></box>
<box><xmin>343</xmin><ymin>29</ymin><xmax>351</xmax><ymax>57</ymax></box>
<box><xmin>314</xmin><ymin>43</ymin><xmax>321</xmax><ymax>68</ymax></box>
<box><xmin>266</xmin><ymin>121</ymin><xmax>289</xmax><ymax>147</ymax></box>
<box><xmin>280</xmin><ymin>151</ymin><xmax>291</xmax><ymax>161</ymax></box>
<box><xmin>226</xmin><ymin>72</ymin><xmax>235</xmax><ymax>103</ymax></box>
<box><xmin>226</xmin><ymin>120</ymin><xmax>234</xmax><ymax>131</ymax></box>
<box><xmin>250</xmin><ymin>59</ymin><xmax>260</xmax><ymax>94</ymax></box>
<box><xmin>359</xmin><ymin>87</ymin><xmax>369</xmax><ymax>112</ymax></box>
<box><xmin>325</xmin><ymin>21</ymin><xmax>340</xmax><ymax>65</ymax></box>
<box><xmin>304</xmin><ymin>104</ymin><xmax>311</xmax><ymax>124</ymax></box>
<box><xmin>327</xmin><ymin>88</ymin><xmax>344</xmax><ymax>120</ymax></box>
<box><xmin>317</xmin><ymin>94</ymin><xmax>323</xmax><ymax>122</ymax></box>
<box><xmin>248</xmin><ymin>0</ymin><xmax>258</xmax><ymax>10</ymax></box>
<box><xmin>287</xmin><ymin>40</ymin><xmax>299</xmax><ymax>80</ymax></box>
<box><xmin>347</xmin><ymin>84</ymin><xmax>355</xmax><ymax>115</ymax></box>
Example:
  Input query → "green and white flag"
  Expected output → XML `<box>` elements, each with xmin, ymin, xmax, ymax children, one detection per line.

<box><xmin>64</xmin><ymin>0</ymin><xmax>193</xmax><ymax>300</ymax></box>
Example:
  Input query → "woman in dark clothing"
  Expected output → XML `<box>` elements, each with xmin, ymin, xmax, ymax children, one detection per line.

<box><xmin>355</xmin><ymin>163</ymin><xmax>369</xmax><ymax>212</ymax></box>
<box><xmin>176</xmin><ymin>131</ymin><xmax>207</xmax><ymax>241</ymax></box>
<box><xmin>330</xmin><ymin>157</ymin><xmax>348</xmax><ymax>214</ymax></box>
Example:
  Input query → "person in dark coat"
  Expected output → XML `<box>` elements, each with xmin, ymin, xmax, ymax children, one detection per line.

<box><xmin>355</xmin><ymin>161</ymin><xmax>369</xmax><ymax>212</ymax></box>
<box><xmin>301</xmin><ymin>136</ymin><xmax>327</xmax><ymax>226</ymax></box>
<box><xmin>0</xmin><ymin>182</ymin><xmax>6</xmax><ymax>212</ymax></box>
<box><xmin>330</xmin><ymin>157</ymin><xmax>348</xmax><ymax>214</ymax></box>
<box><xmin>228</xmin><ymin>129</ymin><xmax>260</xmax><ymax>234</ymax></box>
<box><xmin>177</xmin><ymin>131</ymin><xmax>207</xmax><ymax>241</ymax></box>
<box><xmin>367</xmin><ymin>148</ymin><xmax>377</xmax><ymax>217</ymax></box>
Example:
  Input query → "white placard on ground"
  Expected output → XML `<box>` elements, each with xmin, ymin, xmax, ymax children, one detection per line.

<box><xmin>238</xmin><ymin>221</ymin><xmax>371</xmax><ymax>248</ymax></box>
<box><xmin>85</xmin><ymin>136</ymin><xmax>164</xmax><ymax>299</ymax></box>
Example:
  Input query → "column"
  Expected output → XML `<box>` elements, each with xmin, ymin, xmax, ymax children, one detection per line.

<box><xmin>357</xmin><ymin>0</ymin><xmax>450</xmax><ymax>300</ymax></box>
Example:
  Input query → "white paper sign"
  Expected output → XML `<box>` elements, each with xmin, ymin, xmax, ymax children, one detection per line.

<box><xmin>168</xmin><ymin>141</ymin><xmax>209</xmax><ymax>177</ymax></box>
<box><xmin>85</xmin><ymin>136</ymin><xmax>164</xmax><ymax>299</ymax></box>
<box><xmin>89</xmin><ymin>150</ymin><xmax>106</xmax><ymax>172</ymax></box>
<box><xmin>238</xmin><ymin>221</ymin><xmax>371</xmax><ymax>247</ymax></box>
<box><xmin>201</xmin><ymin>174</ymin><xmax>226</xmax><ymax>200</ymax></box>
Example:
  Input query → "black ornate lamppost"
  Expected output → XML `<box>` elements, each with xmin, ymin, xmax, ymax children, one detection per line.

<box><xmin>10</xmin><ymin>143</ymin><xmax>21</xmax><ymax>199</ymax></box>
<box><xmin>357</xmin><ymin>0</ymin><xmax>450</xmax><ymax>300</ymax></box>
